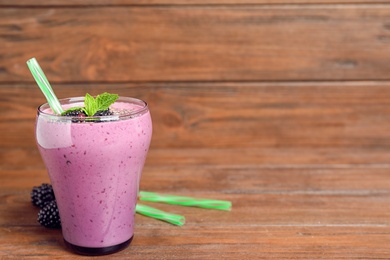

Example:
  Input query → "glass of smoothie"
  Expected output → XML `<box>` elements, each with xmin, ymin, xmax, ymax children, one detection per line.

<box><xmin>35</xmin><ymin>96</ymin><xmax>152</xmax><ymax>255</ymax></box>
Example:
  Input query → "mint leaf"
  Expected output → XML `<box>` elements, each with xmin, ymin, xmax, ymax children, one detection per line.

<box><xmin>96</xmin><ymin>92</ymin><xmax>119</xmax><ymax>111</ymax></box>
<box><xmin>60</xmin><ymin>92</ymin><xmax>119</xmax><ymax>117</ymax></box>
<box><xmin>84</xmin><ymin>93</ymin><xmax>98</xmax><ymax>116</ymax></box>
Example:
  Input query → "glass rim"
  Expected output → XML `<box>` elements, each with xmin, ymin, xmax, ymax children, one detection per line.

<box><xmin>37</xmin><ymin>96</ymin><xmax>149</xmax><ymax>122</ymax></box>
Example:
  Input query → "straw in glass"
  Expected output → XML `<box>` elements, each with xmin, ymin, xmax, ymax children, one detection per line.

<box><xmin>26</xmin><ymin>57</ymin><xmax>64</xmax><ymax>115</ymax></box>
<box><xmin>136</xmin><ymin>203</ymin><xmax>185</xmax><ymax>226</ymax></box>
<box><xmin>139</xmin><ymin>191</ymin><xmax>232</xmax><ymax>211</ymax></box>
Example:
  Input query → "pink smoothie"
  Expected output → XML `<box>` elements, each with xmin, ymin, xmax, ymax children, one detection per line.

<box><xmin>35</xmin><ymin>97</ymin><xmax>152</xmax><ymax>250</ymax></box>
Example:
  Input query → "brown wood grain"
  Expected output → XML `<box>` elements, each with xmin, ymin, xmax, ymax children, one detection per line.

<box><xmin>4</xmin><ymin>146</ymin><xmax>390</xmax><ymax>173</ymax></box>
<box><xmin>1</xmin><ymin>6</ymin><xmax>390</xmax><ymax>82</ymax></box>
<box><xmin>2</xmin><ymin>226</ymin><xmax>390</xmax><ymax>259</ymax></box>
<box><xmin>2</xmin><ymin>81</ymin><xmax>389</xmax><ymax>258</ymax></box>
<box><xmin>1</xmin><ymin>1</ymin><xmax>390</xmax><ymax>258</ymax></box>
<box><xmin>3</xmin><ymin>163</ymin><xmax>390</xmax><ymax>194</ymax></box>
<box><xmin>2</xmin><ymin>157</ymin><xmax>390</xmax><ymax>257</ymax></box>
<box><xmin>2</xmin><ymin>82</ymin><xmax>390</xmax><ymax>149</ymax></box>
<box><xmin>3</xmin><ymin>191</ymin><xmax>390</xmax><ymax>227</ymax></box>
<box><xmin>2</xmin><ymin>177</ymin><xmax>390</xmax><ymax>259</ymax></box>
<box><xmin>2</xmin><ymin>1</ymin><xmax>390</xmax><ymax>5</ymax></box>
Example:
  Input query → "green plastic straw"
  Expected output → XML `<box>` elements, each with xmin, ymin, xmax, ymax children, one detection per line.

<box><xmin>139</xmin><ymin>191</ymin><xmax>232</xmax><ymax>211</ymax></box>
<box><xmin>136</xmin><ymin>203</ymin><xmax>185</xmax><ymax>226</ymax></box>
<box><xmin>26</xmin><ymin>57</ymin><xmax>64</xmax><ymax>115</ymax></box>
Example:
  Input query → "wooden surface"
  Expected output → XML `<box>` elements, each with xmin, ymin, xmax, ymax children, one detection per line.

<box><xmin>3</xmin><ymin>1</ymin><xmax>390</xmax><ymax>5</ymax></box>
<box><xmin>1</xmin><ymin>1</ymin><xmax>390</xmax><ymax>259</ymax></box>
<box><xmin>2</xmin><ymin>6</ymin><xmax>390</xmax><ymax>82</ymax></box>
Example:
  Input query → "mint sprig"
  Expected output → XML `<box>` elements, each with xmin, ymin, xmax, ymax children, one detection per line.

<box><xmin>96</xmin><ymin>93</ymin><xmax>118</xmax><ymax>111</ymax></box>
<box><xmin>61</xmin><ymin>92</ymin><xmax>119</xmax><ymax>116</ymax></box>
<box><xmin>84</xmin><ymin>93</ymin><xmax>98</xmax><ymax>117</ymax></box>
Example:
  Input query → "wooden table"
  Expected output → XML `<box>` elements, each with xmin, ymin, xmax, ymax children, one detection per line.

<box><xmin>2</xmin><ymin>1</ymin><xmax>390</xmax><ymax>258</ymax></box>
<box><xmin>2</xmin><ymin>147</ymin><xmax>390</xmax><ymax>259</ymax></box>
<box><xmin>2</xmin><ymin>135</ymin><xmax>390</xmax><ymax>258</ymax></box>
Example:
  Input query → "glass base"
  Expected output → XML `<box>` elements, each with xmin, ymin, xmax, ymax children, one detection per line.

<box><xmin>64</xmin><ymin>236</ymin><xmax>133</xmax><ymax>256</ymax></box>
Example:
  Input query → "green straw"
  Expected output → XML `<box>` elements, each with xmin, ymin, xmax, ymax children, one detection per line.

<box><xmin>26</xmin><ymin>57</ymin><xmax>64</xmax><ymax>115</ymax></box>
<box><xmin>139</xmin><ymin>191</ymin><xmax>232</xmax><ymax>211</ymax></box>
<box><xmin>136</xmin><ymin>203</ymin><xmax>185</xmax><ymax>226</ymax></box>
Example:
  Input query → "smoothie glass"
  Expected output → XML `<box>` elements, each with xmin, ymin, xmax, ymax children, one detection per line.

<box><xmin>35</xmin><ymin>96</ymin><xmax>152</xmax><ymax>255</ymax></box>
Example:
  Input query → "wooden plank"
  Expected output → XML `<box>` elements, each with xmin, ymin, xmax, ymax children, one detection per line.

<box><xmin>1</xmin><ymin>82</ymin><xmax>390</xmax><ymax>149</ymax></box>
<box><xmin>145</xmin><ymin>147</ymin><xmax>390</xmax><ymax>166</ymax></box>
<box><xmin>140</xmin><ymin>165</ymin><xmax>390</xmax><ymax>195</ymax></box>
<box><xmin>1</xmin><ymin>226</ymin><xmax>390</xmax><ymax>259</ymax></box>
<box><xmin>2</xmin><ymin>162</ymin><xmax>390</xmax><ymax>258</ymax></box>
<box><xmin>2</xmin><ymin>1</ymin><xmax>390</xmax><ymax>6</ymax></box>
<box><xmin>2</xmin><ymin>188</ymin><xmax>390</xmax><ymax>226</ymax></box>
<box><xmin>4</xmin><ymin>147</ymin><xmax>390</xmax><ymax>172</ymax></box>
<box><xmin>3</xmin><ymin>164</ymin><xmax>390</xmax><ymax>194</ymax></box>
<box><xmin>1</xmin><ymin>6</ymin><xmax>390</xmax><ymax>82</ymax></box>
<box><xmin>2</xmin><ymin>164</ymin><xmax>390</xmax><ymax>225</ymax></box>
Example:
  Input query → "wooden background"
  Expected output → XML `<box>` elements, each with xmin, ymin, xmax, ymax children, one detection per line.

<box><xmin>1</xmin><ymin>1</ymin><xmax>390</xmax><ymax>259</ymax></box>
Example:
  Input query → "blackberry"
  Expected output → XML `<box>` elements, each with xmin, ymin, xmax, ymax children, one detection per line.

<box><xmin>63</xmin><ymin>109</ymin><xmax>87</xmax><ymax>117</ymax></box>
<box><xmin>93</xmin><ymin>109</ymin><xmax>113</xmax><ymax>116</ymax></box>
<box><xmin>38</xmin><ymin>200</ymin><xmax>61</xmax><ymax>229</ymax></box>
<box><xmin>31</xmin><ymin>183</ymin><xmax>55</xmax><ymax>209</ymax></box>
<box><xmin>63</xmin><ymin>109</ymin><xmax>87</xmax><ymax>123</ymax></box>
